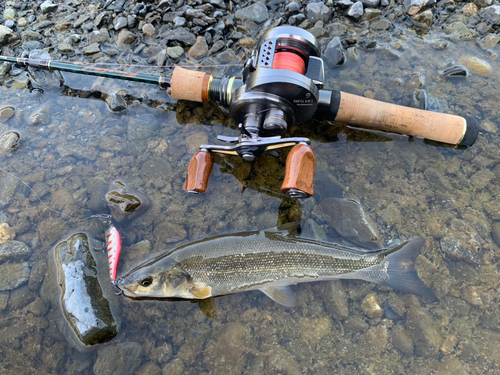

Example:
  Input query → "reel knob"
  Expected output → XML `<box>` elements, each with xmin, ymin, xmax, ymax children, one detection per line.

<box><xmin>182</xmin><ymin>151</ymin><xmax>214</xmax><ymax>193</ymax></box>
<box><xmin>281</xmin><ymin>144</ymin><xmax>316</xmax><ymax>198</ymax></box>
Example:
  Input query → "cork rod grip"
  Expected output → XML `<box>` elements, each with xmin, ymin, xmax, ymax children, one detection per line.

<box><xmin>171</xmin><ymin>66</ymin><xmax>212</xmax><ymax>103</ymax></box>
<box><xmin>335</xmin><ymin>92</ymin><xmax>467</xmax><ymax>145</ymax></box>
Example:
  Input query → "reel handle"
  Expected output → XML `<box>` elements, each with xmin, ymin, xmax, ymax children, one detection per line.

<box><xmin>182</xmin><ymin>151</ymin><xmax>214</xmax><ymax>193</ymax></box>
<box><xmin>317</xmin><ymin>90</ymin><xmax>478</xmax><ymax>146</ymax></box>
<box><xmin>281</xmin><ymin>144</ymin><xmax>316</xmax><ymax>198</ymax></box>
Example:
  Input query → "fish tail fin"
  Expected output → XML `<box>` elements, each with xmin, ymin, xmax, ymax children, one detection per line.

<box><xmin>380</xmin><ymin>238</ymin><xmax>435</xmax><ymax>298</ymax></box>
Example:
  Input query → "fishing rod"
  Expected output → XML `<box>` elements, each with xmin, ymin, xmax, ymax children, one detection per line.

<box><xmin>0</xmin><ymin>25</ymin><xmax>479</xmax><ymax>199</ymax></box>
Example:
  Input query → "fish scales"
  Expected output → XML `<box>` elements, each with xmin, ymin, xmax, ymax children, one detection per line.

<box><xmin>117</xmin><ymin>227</ymin><xmax>434</xmax><ymax>305</ymax></box>
<box><xmin>174</xmin><ymin>234</ymin><xmax>383</xmax><ymax>294</ymax></box>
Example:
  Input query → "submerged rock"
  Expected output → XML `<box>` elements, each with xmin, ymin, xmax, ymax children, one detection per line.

<box><xmin>440</xmin><ymin>219</ymin><xmax>485</xmax><ymax>264</ymax></box>
<box><xmin>54</xmin><ymin>232</ymin><xmax>118</xmax><ymax>346</ymax></box>
<box><xmin>314</xmin><ymin>197</ymin><xmax>381</xmax><ymax>249</ymax></box>
<box><xmin>0</xmin><ymin>131</ymin><xmax>20</xmax><ymax>154</ymax></box>
<box><xmin>106</xmin><ymin>180</ymin><xmax>150</xmax><ymax>223</ymax></box>
<box><xmin>93</xmin><ymin>342</ymin><xmax>143</xmax><ymax>375</ymax></box>
<box><xmin>0</xmin><ymin>261</ymin><xmax>30</xmax><ymax>290</ymax></box>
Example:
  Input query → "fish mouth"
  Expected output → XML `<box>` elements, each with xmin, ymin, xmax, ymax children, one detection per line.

<box><xmin>115</xmin><ymin>278</ymin><xmax>137</xmax><ymax>297</ymax></box>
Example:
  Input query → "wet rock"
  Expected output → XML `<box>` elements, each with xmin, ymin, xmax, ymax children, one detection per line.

<box><xmin>0</xmin><ymin>25</ymin><xmax>19</xmax><ymax>47</ymax></box>
<box><xmin>0</xmin><ymin>260</ymin><xmax>30</xmax><ymax>291</ymax></box>
<box><xmin>447</xmin><ymin>22</ymin><xmax>478</xmax><ymax>42</ymax></box>
<box><xmin>28</xmin><ymin>50</ymin><xmax>64</xmax><ymax>88</ymax></box>
<box><xmin>0</xmin><ymin>172</ymin><xmax>19</xmax><ymax>207</ymax></box>
<box><xmin>217</xmin><ymin>49</ymin><xmax>237</xmax><ymax>63</ymax></box>
<box><xmin>413</xmin><ymin>9</ymin><xmax>433</xmax><ymax>27</ymax></box>
<box><xmin>137</xmin><ymin>362</ymin><xmax>161</xmax><ymax>375</ymax></box>
<box><xmin>0</xmin><ymin>106</ymin><xmax>15</xmax><ymax>121</ymax></box>
<box><xmin>160</xmin><ymin>27</ymin><xmax>197</xmax><ymax>46</ymax></box>
<box><xmin>94</xmin><ymin>342</ymin><xmax>143</xmax><ymax>375</ymax></box>
<box><xmin>0</xmin><ymin>240</ymin><xmax>30</xmax><ymax>261</ymax></box>
<box><xmin>480</xmin><ymin>5</ymin><xmax>500</xmax><ymax>25</ymax></box>
<box><xmin>323</xmin><ymin>37</ymin><xmax>345</xmax><ymax>67</ymax></box>
<box><xmin>116</xmin><ymin>29</ymin><xmax>137</xmax><ymax>49</ymax></box>
<box><xmin>82</xmin><ymin>43</ymin><xmax>101</xmax><ymax>55</ymax></box>
<box><xmin>457</xmin><ymin>55</ymin><xmax>492</xmax><ymax>77</ymax></box>
<box><xmin>461</xmin><ymin>285</ymin><xmax>483</xmax><ymax>308</ymax></box>
<box><xmin>0</xmin><ymin>222</ymin><xmax>15</xmax><ymax>244</ymax></box>
<box><xmin>440</xmin><ymin>219</ymin><xmax>484</xmax><ymax>264</ymax></box>
<box><xmin>187</xmin><ymin>36</ymin><xmax>209</xmax><ymax>59</ymax></box>
<box><xmin>235</xmin><ymin>2</ymin><xmax>269</xmax><ymax>25</ymax></box>
<box><xmin>38</xmin><ymin>218</ymin><xmax>68</xmax><ymax>248</ymax></box>
<box><xmin>0</xmin><ymin>62</ymin><xmax>11</xmax><ymax>77</ymax></box>
<box><xmin>478</xmin><ymin>33</ymin><xmax>500</xmax><ymax>50</ymax></box>
<box><xmin>40</xmin><ymin>0</ymin><xmax>58</xmax><ymax>14</ymax></box>
<box><xmin>306</xmin><ymin>2</ymin><xmax>331</xmax><ymax>23</ymax></box>
<box><xmin>167</xmin><ymin>46</ymin><xmax>184</xmax><ymax>60</ymax></box>
<box><xmin>321</xmin><ymin>281</ymin><xmax>349</xmax><ymax>319</ymax></box>
<box><xmin>162</xmin><ymin>358</ymin><xmax>184</xmax><ymax>375</ymax></box>
<box><xmin>266</xmin><ymin>346</ymin><xmax>301</xmax><ymax>375</ymax></box>
<box><xmin>391</xmin><ymin>325</ymin><xmax>414</xmax><ymax>355</ymax></box>
<box><xmin>0</xmin><ymin>131</ymin><xmax>20</xmax><ymax>154</ymax></box>
<box><xmin>55</xmin><ymin>232</ymin><xmax>118</xmax><ymax>346</ymax></box>
<box><xmin>406</xmin><ymin>306</ymin><xmax>442</xmax><ymax>358</ymax></box>
<box><xmin>346</xmin><ymin>1</ymin><xmax>364</xmax><ymax>19</ymax></box>
<box><xmin>106</xmin><ymin>180</ymin><xmax>150</xmax><ymax>223</ymax></box>
<box><xmin>361</xmin><ymin>293</ymin><xmax>384</xmax><ymax>318</ymax></box>
<box><xmin>314</xmin><ymin>197</ymin><xmax>381</xmax><ymax>249</ymax></box>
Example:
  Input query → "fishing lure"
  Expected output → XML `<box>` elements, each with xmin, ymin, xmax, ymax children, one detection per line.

<box><xmin>105</xmin><ymin>223</ymin><xmax>122</xmax><ymax>281</ymax></box>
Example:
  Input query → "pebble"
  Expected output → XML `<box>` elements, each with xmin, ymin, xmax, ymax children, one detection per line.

<box><xmin>0</xmin><ymin>106</ymin><xmax>15</xmax><ymax>121</ymax></box>
<box><xmin>187</xmin><ymin>36</ymin><xmax>209</xmax><ymax>59</ymax></box>
<box><xmin>106</xmin><ymin>180</ymin><xmax>150</xmax><ymax>223</ymax></box>
<box><xmin>323</xmin><ymin>36</ymin><xmax>345</xmax><ymax>67</ymax></box>
<box><xmin>235</xmin><ymin>2</ymin><xmax>270</xmax><ymax>25</ymax></box>
<box><xmin>0</xmin><ymin>240</ymin><xmax>30</xmax><ymax>262</ymax></box>
<box><xmin>406</xmin><ymin>306</ymin><xmax>442</xmax><ymax>358</ymax></box>
<box><xmin>0</xmin><ymin>25</ymin><xmax>19</xmax><ymax>47</ymax></box>
<box><xmin>0</xmin><ymin>261</ymin><xmax>30</xmax><ymax>291</ymax></box>
<box><xmin>361</xmin><ymin>293</ymin><xmax>384</xmax><ymax>318</ymax></box>
<box><xmin>306</xmin><ymin>2</ymin><xmax>332</xmax><ymax>23</ymax></box>
<box><xmin>40</xmin><ymin>0</ymin><xmax>58</xmax><ymax>14</ymax></box>
<box><xmin>142</xmin><ymin>23</ymin><xmax>155</xmax><ymax>37</ymax></box>
<box><xmin>167</xmin><ymin>46</ymin><xmax>184</xmax><ymax>59</ymax></box>
<box><xmin>479</xmin><ymin>5</ymin><xmax>500</xmax><ymax>25</ymax></box>
<box><xmin>347</xmin><ymin>1</ymin><xmax>364</xmax><ymax>19</ymax></box>
<box><xmin>17</xmin><ymin>17</ymin><xmax>27</xmax><ymax>27</ymax></box>
<box><xmin>458</xmin><ymin>55</ymin><xmax>493</xmax><ymax>77</ymax></box>
<box><xmin>0</xmin><ymin>223</ymin><xmax>15</xmax><ymax>244</ymax></box>
<box><xmin>116</xmin><ymin>29</ymin><xmax>137</xmax><ymax>49</ymax></box>
<box><xmin>113</xmin><ymin>16</ymin><xmax>128</xmax><ymax>31</ymax></box>
<box><xmin>3</xmin><ymin>8</ymin><xmax>16</xmax><ymax>20</ymax></box>
<box><xmin>82</xmin><ymin>43</ymin><xmax>101</xmax><ymax>55</ymax></box>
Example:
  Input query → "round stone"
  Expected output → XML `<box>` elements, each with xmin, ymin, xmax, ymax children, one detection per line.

<box><xmin>142</xmin><ymin>23</ymin><xmax>155</xmax><ymax>37</ymax></box>
<box><xmin>17</xmin><ymin>17</ymin><xmax>28</xmax><ymax>27</ymax></box>
<box><xmin>3</xmin><ymin>8</ymin><xmax>16</xmax><ymax>20</ymax></box>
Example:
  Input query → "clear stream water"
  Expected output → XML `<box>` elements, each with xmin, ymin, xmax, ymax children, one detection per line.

<box><xmin>0</xmin><ymin>22</ymin><xmax>500</xmax><ymax>375</ymax></box>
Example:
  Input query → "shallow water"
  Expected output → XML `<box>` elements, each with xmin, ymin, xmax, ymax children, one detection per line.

<box><xmin>1</xmin><ymin>22</ymin><xmax>500</xmax><ymax>375</ymax></box>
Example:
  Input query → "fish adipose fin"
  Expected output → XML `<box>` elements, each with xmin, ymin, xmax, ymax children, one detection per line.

<box><xmin>380</xmin><ymin>238</ymin><xmax>435</xmax><ymax>299</ymax></box>
<box><xmin>260</xmin><ymin>286</ymin><xmax>296</xmax><ymax>307</ymax></box>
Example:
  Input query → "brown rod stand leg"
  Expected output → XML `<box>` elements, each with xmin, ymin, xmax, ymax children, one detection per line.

<box><xmin>183</xmin><ymin>151</ymin><xmax>214</xmax><ymax>193</ymax></box>
<box><xmin>281</xmin><ymin>144</ymin><xmax>316</xmax><ymax>198</ymax></box>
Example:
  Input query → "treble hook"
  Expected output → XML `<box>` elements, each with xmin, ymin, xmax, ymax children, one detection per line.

<box><xmin>112</xmin><ymin>279</ymin><xmax>123</xmax><ymax>296</ymax></box>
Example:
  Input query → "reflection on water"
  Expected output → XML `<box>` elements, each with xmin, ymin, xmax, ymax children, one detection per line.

<box><xmin>1</xmin><ymin>24</ymin><xmax>500</xmax><ymax>375</ymax></box>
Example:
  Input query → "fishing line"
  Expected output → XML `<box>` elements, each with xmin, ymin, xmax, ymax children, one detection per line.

<box><xmin>0</xmin><ymin>166</ymin><xmax>112</xmax><ymax>222</ymax></box>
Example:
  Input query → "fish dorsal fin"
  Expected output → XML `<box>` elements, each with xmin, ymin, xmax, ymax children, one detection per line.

<box><xmin>264</xmin><ymin>222</ymin><xmax>301</xmax><ymax>237</ymax></box>
<box><xmin>190</xmin><ymin>285</ymin><xmax>212</xmax><ymax>299</ymax></box>
<box><xmin>260</xmin><ymin>286</ymin><xmax>296</xmax><ymax>307</ymax></box>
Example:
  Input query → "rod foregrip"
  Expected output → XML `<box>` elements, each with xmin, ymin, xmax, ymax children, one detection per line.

<box><xmin>317</xmin><ymin>90</ymin><xmax>478</xmax><ymax>146</ymax></box>
<box><xmin>281</xmin><ymin>144</ymin><xmax>316</xmax><ymax>198</ymax></box>
<box><xmin>183</xmin><ymin>151</ymin><xmax>214</xmax><ymax>193</ymax></box>
<box><xmin>171</xmin><ymin>66</ymin><xmax>212</xmax><ymax>103</ymax></box>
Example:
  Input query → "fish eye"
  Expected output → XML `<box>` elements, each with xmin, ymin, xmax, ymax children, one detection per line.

<box><xmin>139</xmin><ymin>276</ymin><xmax>153</xmax><ymax>287</ymax></box>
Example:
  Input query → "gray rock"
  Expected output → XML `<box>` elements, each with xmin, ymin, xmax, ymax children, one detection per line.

<box><xmin>379</xmin><ymin>45</ymin><xmax>401</xmax><ymax>60</ymax></box>
<box><xmin>162</xmin><ymin>358</ymin><xmax>185</xmax><ymax>375</ymax></box>
<box><xmin>0</xmin><ymin>131</ymin><xmax>19</xmax><ymax>154</ymax></box>
<box><xmin>480</xmin><ymin>5</ymin><xmax>500</xmax><ymax>25</ymax></box>
<box><xmin>336</xmin><ymin>0</ymin><xmax>354</xmax><ymax>8</ymax></box>
<box><xmin>57</xmin><ymin>40</ymin><xmax>74</xmax><ymax>53</ymax></box>
<box><xmin>74</xmin><ymin>15</ymin><xmax>90</xmax><ymax>29</ymax></box>
<box><xmin>160</xmin><ymin>27</ymin><xmax>197</xmax><ymax>45</ymax></box>
<box><xmin>306</xmin><ymin>2</ymin><xmax>332</xmax><ymax>23</ymax></box>
<box><xmin>89</xmin><ymin>29</ymin><xmax>110</xmax><ymax>44</ymax></box>
<box><xmin>167</xmin><ymin>46</ymin><xmax>184</xmax><ymax>60</ymax></box>
<box><xmin>0</xmin><ymin>62</ymin><xmax>11</xmax><ymax>77</ymax></box>
<box><xmin>346</xmin><ymin>1</ymin><xmax>364</xmax><ymax>19</ymax></box>
<box><xmin>113</xmin><ymin>16</ymin><xmax>128</xmax><ymax>31</ymax></box>
<box><xmin>82</xmin><ymin>43</ymin><xmax>101</xmax><ymax>55</ymax></box>
<box><xmin>391</xmin><ymin>325</ymin><xmax>414</xmax><ymax>355</ymax></box>
<box><xmin>372</xmin><ymin>18</ymin><xmax>392</xmax><ymax>29</ymax></box>
<box><xmin>102</xmin><ymin>91</ymin><xmax>127</xmax><ymax>112</ymax></box>
<box><xmin>0</xmin><ymin>25</ymin><xmax>19</xmax><ymax>47</ymax></box>
<box><xmin>0</xmin><ymin>172</ymin><xmax>20</xmax><ymax>207</ymax></box>
<box><xmin>361</xmin><ymin>0</ymin><xmax>380</xmax><ymax>7</ymax></box>
<box><xmin>321</xmin><ymin>281</ymin><xmax>349</xmax><ymax>319</ymax></box>
<box><xmin>173</xmin><ymin>16</ymin><xmax>186</xmax><ymax>27</ymax></box>
<box><xmin>116</xmin><ymin>29</ymin><xmax>137</xmax><ymax>49</ymax></box>
<box><xmin>106</xmin><ymin>180</ymin><xmax>151</xmax><ymax>223</ymax></box>
<box><xmin>285</xmin><ymin>2</ymin><xmax>301</xmax><ymax>16</ymax></box>
<box><xmin>323</xmin><ymin>37</ymin><xmax>345</xmax><ymax>67</ymax></box>
<box><xmin>440</xmin><ymin>219</ymin><xmax>485</xmax><ymax>264</ymax></box>
<box><xmin>289</xmin><ymin>13</ymin><xmax>306</xmax><ymax>25</ymax></box>
<box><xmin>217</xmin><ymin>48</ymin><xmax>237</xmax><ymax>63</ymax></box>
<box><xmin>54</xmin><ymin>232</ymin><xmax>118</xmax><ymax>346</ymax></box>
<box><xmin>235</xmin><ymin>2</ymin><xmax>269</xmax><ymax>24</ymax></box>
<box><xmin>0</xmin><ymin>241</ymin><xmax>30</xmax><ymax>262</ymax></box>
<box><xmin>187</xmin><ymin>36</ymin><xmax>209</xmax><ymax>59</ymax></box>
<box><xmin>94</xmin><ymin>342</ymin><xmax>143</xmax><ymax>375</ymax></box>
<box><xmin>405</xmin><ymin>306</ymin><xmax>442</xmax><ymax>358</ymax></box>
<box><xmin>0</xmin><ymin>106</ymin><xmax>14</xmax><ymax>121</ymax></box>
<box><xmin>446</xmin><ymin>22</ymin><xmax>478</xmax><ymax>42</ymax></box>
<box><xmin>40</xmin><ymin>0</ymin><xmax>58</xmax><ymax>14</ymax></box>
<box><xmin>0</xmin><ymin>261</ymin><xmax>30</xmax><ymax>290</ymax></box>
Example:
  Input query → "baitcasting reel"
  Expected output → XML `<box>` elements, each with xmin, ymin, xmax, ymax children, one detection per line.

<box><xmin>171</xmin><ymin>26</ymin><xmax>478</xmax><ymax>198</ymax></box>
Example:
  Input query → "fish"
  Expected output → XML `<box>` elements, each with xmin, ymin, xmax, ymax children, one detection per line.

<box><xmin>106</xmin><ymin>223</ymin><xmax>122</xmax><ymax>281</ymax></box>
<box><xmin>116</xmin><ymin>224</ymin><xmax>434</xmax><ymax>307</ymax></box>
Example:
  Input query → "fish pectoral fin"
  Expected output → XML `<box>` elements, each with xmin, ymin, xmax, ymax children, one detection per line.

<box><xmin>260</xmin><ymin>286</ymin><xmax>296</xmax><ymax>307</ymax></box>
<box><xmin>189</xmin><ymin>285</ymin><xmax>212</xmax><ymax>299</ymax></box>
